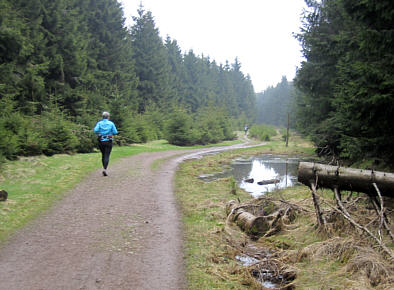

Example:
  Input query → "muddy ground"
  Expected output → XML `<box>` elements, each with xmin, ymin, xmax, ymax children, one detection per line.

<box><xmin>0</xmin><ymin>142</ymin><xmax>254</xmax><ymax>290</ymax></box>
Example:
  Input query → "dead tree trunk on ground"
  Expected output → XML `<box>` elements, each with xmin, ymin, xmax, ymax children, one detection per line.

<box><xmin>298</xmin><ymin>162</ymin><xmax>394</xmax><ymax>197</ymax></box>
<box><xmin>227</xmin><ymin>201</ymin><xmax>270</xmax><ymax>235</ymax></box>
<box><xmin>298</xmin><ymin>162</ymin><xmax>394</xmax><ymax>258</ymax></box>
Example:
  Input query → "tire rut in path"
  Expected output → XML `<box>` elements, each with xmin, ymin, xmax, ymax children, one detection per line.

<box><xmin>0</xmin><ymin>150</ymin><xmax>192</xmax><ymax>290</ymax></box>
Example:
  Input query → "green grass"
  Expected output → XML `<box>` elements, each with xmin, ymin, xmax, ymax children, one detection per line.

<box><xmin>174</xmin><ymin>134</ymin><xmax>318</xmax><ymax>289</ymax></box>
<box><xmin>174</xmin><ymin>134</ymin><xmax>391</xmax><ymax>289</ymax></box>
<box><xmin>175</xmin><ymin>155</ymin><xmax>253</xmax><ymax>289</ymax></box>
<box><xmin>0</xmin><ymin>139</ymin><xmax>241</xmax><ymax>242</ymax></box>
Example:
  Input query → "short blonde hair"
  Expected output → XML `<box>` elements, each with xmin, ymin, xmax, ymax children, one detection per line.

<box><xmin>102</xmin><ymin>111</ymin><xmax>110</xmax><ymax>119</ymax></box>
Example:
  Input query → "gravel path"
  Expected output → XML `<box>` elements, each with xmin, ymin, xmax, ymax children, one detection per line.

<box><xmin>0</xmin><ymin>142</ymin><xmax>255</xmax><ymax>290</ymax></box>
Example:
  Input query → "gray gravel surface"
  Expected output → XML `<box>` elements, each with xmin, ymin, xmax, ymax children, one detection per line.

<box><xmin>0</xmin><ymin>141</ymin><xmax>257</xmax><ymax>290</ymax></box>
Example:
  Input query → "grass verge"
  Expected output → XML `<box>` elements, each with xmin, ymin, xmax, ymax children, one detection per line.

<box><xmin>175</xmin><ymin>136</ymin><xmax>393</xmax><ymax>289</ymax></box>
<box><xmin>175</xmin><ymin>136</ymin><xmax>317</xmax><ymax>289</ymax></box>
<box><xmin>176</xmin><ymin>157</ymin><xmax>252</xmax><ymax>288</ymax></box>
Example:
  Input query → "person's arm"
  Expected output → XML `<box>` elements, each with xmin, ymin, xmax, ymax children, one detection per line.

<box><xmin>94</xmin><ymin>121</ymin><xmax>101</xmax><ymax>135</ymax></box>
<box><xmin>112</xmin><ymin>123</ymin><xmax>118</xmax><ymax>135</ymax></box>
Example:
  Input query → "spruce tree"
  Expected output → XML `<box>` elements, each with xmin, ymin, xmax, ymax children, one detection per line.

<box><xmin>131</xmin><ymin>5</ymin><xmax>170</xmax><ymax>113</ymax></box>
<box><xmin>294</xmin><ymin>0</ymin><xmax>394</xmax><ymax>165</ymax></box>
<box><xmin>164</xmin><ymin>36</ymin><xmax>185</xmax><ymax>105</ymax></box>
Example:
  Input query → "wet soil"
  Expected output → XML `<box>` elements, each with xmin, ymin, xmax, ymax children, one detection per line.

<box><xmin>0</xmin><ymin>141</ymin><xmax>256</xmax><ymax>290</ymax></box>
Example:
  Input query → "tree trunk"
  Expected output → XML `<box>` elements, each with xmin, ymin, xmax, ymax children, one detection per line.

<box><xmin>257</xmin><ymin>179</ymin><xmax>280</xmax><ymax>185</ymax></box>
<box><xmin>226</xmin><ymin>201</ymin><xmax>270</xmax><ymax>235</ymax></box>
<box><xmin>298</xmin><ymin>162</ymin><xmax>394</xmax><ymax>197</ymax></box>
<box><xmin>235</xmin><ymin>210</ymin><xmax>270</xmax><ymax>235</ymax></box>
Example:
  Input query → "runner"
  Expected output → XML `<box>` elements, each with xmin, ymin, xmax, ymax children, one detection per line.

<box><xmin>244</xmin><ymin>124</ymin><xmax>249</xmax><ymax>135</ymax></box>
<box><xmin>94</xmin><ymin>111</ymin><xmax>118</xmax><ymax>176</ymax></box>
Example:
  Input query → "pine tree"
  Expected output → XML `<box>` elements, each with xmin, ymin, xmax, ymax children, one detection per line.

<box><xmin>229</xmin><ymin>58</ymin><xmax>256</xmax><ymax>122</ymax></box>
<box><xmin>131</xmin><ymin>5</ymin><xmax>170</xmax><ymax>113</ymax></box>
<box><xmin>164</xmin><ymin>36</ymin><xmax>185</xmax><ymax>105</ymax></box>
<box><xmin>82</xmin><ymin>0</ymin><xmax>138</xmax><ymax>127</ymax></box>
<box><xmin>294</xmin><ymin>0</ymin><xmax>394</xmax><ymax>165</ymax></box>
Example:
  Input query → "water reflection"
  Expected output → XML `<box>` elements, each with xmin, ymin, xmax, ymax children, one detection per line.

<box><xmin>239</xmin><ymin>155</ymin><xmax>299</xmax><ymax>197</ymax></box>
<box><xmin>199</xmin><ymin>154</ymin><xmax>301</xmax><ymax>198</ymax></box>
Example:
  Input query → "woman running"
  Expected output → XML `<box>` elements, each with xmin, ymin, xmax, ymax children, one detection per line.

<box><xmin>94</xmin><ymin>112</ymin><xmax>118</xmax><ymax>176</ymax></box>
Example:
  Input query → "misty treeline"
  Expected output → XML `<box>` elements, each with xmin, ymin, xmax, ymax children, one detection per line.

<box><xmin>293</xmin><ymin>0</ymin><xmax>394</xmax><ymax>167</ymax></box>
<box><xmin>256</xmin><ymin>76</ymin><xmax>295</xmax><ymax>128</ymax></box>
<box><xmin>0</xmin><ymin>0</ymin><xmax>256</xmax><ymax>163</ymax></box>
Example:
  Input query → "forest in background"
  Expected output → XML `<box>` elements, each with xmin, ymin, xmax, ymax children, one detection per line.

<box><xmin>1</xmin><ymin>0</ymin><xmax>394</xmax><ymax>169</ymax></box>
<box><xmin>0</xmin><ymin>0</ymin><xmax>256</xmax><ymax>163</ymax></box>
<box><xmin>256</xmin><ymin>76</ymin><xmax>295</xmax><ymax>128</ymax></box>
<box><xmin>293</xmin><ymin>0</ymin><xmax>394</xmax><ymax>167</ymax></box>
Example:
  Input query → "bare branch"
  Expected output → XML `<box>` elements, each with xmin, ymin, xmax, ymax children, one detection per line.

<box><xmin>333</xmin><ymin>188</ymin><xmax>393</xmax><ymax>260</ymax></box>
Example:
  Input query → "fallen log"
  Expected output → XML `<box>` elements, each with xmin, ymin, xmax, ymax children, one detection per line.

<box><xmin>226</xmin><ymin>200</ymin><xmax>291</xmax><ymax>236</ymax></box>
<box><xmin>227</xmin><ymin>201</ymin><xmax>270</xmax><ymax>235</ymax></box>
<box><xmin>235</xmin><ymin>211</ymin><xmax>270</xmax><ymax>235</ymax></box>
<box><xmin>298</xmin><ymin>162</ymin><xmax>394</xmax><ymax>197</ymax></box>
<box><xmin>257</xmin><ymin>179</ymin><xmax>280</xmax><ymax>185</ymax></box>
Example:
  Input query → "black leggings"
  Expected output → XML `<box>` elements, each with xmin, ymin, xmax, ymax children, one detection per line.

<box><xmin>98</xmin><ymin>140</ymin><xmax>113</xmax><ymax>169</ymax></box>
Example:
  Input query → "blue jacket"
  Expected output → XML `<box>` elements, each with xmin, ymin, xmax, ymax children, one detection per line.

<box><xmin>94</xmin><ymin>119</ymin><xmax>118</xmax><ymax>141</ymax></box>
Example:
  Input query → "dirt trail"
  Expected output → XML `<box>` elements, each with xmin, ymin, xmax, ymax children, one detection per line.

<box><xmin>0</xmin><ymin>142</ymin><xmax>256</xmax><ymax>290</ymax></box>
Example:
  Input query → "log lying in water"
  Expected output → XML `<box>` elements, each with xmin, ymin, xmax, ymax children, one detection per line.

<box><xmin>257</xmin><ymin>179</ymin><xmax>280</xmax><ymax>185</ymax></box>
<box><xmin>298</xmin><ymin>162</ymin><xmax>394</xmax><ymax>197</ymax></box>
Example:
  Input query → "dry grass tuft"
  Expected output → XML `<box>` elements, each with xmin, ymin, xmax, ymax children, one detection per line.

<box><xmin>291</xmin><ymin>235</ymin><xmax>393</xmax><ymax>288</ymax></box>
<box><xmin>346</xmin><ymin>247</ymin><xmax>394</xmax><ymax>287</ymax></box>
<box><xmin>298</xmin><ymin>237</ymin><xmax>358</xmax><ymax>263</ymax></box>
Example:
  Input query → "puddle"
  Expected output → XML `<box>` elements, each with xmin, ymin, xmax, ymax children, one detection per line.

<box><xmin>199</xmin><ymin>154</ymin><xmax>302</xmax><ymax>197</ymax></box>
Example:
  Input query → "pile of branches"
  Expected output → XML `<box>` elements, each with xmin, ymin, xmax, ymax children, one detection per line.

<box><xmin>298</xmin><ymin>162</ymin><xmax>394</xmax><ymax>260</ymax></box>
<box><xmin>223</xmin><ymin>190</ymin><xmax>394</xmax><ymax>288</ymax></box>
<box><xmin>224</xmin><ymin>198</ymin><xmax>306</xmax><ymax>288</ymax></box>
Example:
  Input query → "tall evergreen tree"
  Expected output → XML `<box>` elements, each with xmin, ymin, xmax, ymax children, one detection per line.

<box><xmin>82</xmin><ymin>0</ymin><xmax>138</xmax><ymax>127</ymax></box>
<box><xmin>229</xmin><ymin>58</ymin><xmax>256</xmax><ymax>123</ymax></box>
<box><xmin>294</xmin><ymin>0</ymin><xmax>394</xmax><ymax>165</ymax></box>
<box><xmin>1</xmin><ymin>0</ymin><xmax>49</xmax><ymax>114</ymax></box>
<box><xmin>130</xmin><ymin>5</ymin><xmax>170</xmax><ymax>113</ymax></box>
<box><xmin>164</xmin><ymin>36</ymin><xmax>185</xmax><ymax>105</ymax></box>
<box><xmin>182</xmin><ymin>50</ymin><xmax>205</xmax><ymax>112</ymax></box>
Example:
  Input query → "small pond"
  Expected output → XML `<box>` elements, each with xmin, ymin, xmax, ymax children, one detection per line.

<box><xmin>200</xmin><ymin>154</ymin><xmax>302</xmax><ymax>198</ymax></box>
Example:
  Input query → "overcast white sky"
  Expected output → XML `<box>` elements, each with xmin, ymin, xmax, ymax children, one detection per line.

<box><xmin>119</xmin><ymin>0</ymin><xmax>306</xmax><ymax>92</ymax></box>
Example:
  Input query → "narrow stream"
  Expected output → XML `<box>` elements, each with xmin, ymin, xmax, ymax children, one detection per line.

<box><xmin>200</xmin><ymin>154</ymin><xmax>302</xmax><ymax>197</ymax></box>
<box><xmin>200</xmin><ymin>154</ymin><xmax>302</xmax><ymax>288</ymax></box>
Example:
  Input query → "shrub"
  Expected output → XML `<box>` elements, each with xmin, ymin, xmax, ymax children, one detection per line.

<box><xmin>41</xmin><ymin>112</ymin><xmax>79</xmax><ymax>156</ymax></box>
<box><xmin>194</xmin><ymin>106</ymin><xmax>235</xmax><ymax>145</ymax></box>
<box><xmin>17</xmin><ymin>116</ymin><xmax>48</xmax><ymax>156</ymax></box>
<box><xmin>44</xmin><ymin>122</ymin><xmax>77</xmax><ymax>155</ymax></box>
<box><xmin>73</xmin><ymin>123</ymin><xmax>96</xmax><ymax>153</ymax></box>
<box><xmin>165</xmin><ymin>110</ymin><xmax>197</xmax><ymax>146</ymax></box>
<box><xmin>249</xmin><ymin>124</ymin><xmax>277</xmax><ymax>141</ymax></box>
<box><xmin>121</xmin><ymin>114</ymin><xmax>158</xmax><ymax>144</ymax></box>
<box><xmin>0</xmin><ymin>115</ymin><xmax>20</xmax><ymax>160</ymax></box>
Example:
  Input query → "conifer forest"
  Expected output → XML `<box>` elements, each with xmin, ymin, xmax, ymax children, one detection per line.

<box><xmin>1</xmin><ymin>0</ymin><xmax>394</xmax><ymax>168</ymax></box>
<box><xmin>0</xmin><ymin>0</ymin><xmax>256</xmax><ymax>161</ymax></box>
